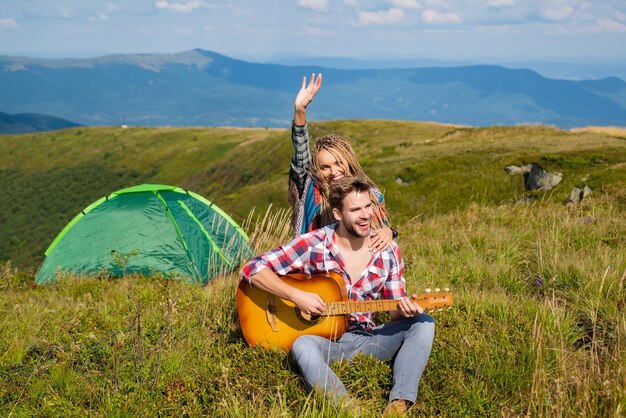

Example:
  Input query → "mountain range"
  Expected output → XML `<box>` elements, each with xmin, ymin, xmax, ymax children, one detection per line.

<box><xmin>0</xmin><ymin>112</ymin><xmax>80</xmax><ymax>134</ymax></box>
<box><xmin>1</xmin><ymin>49</ymin><xmax>625</xmax><ymax>129</ymax></box>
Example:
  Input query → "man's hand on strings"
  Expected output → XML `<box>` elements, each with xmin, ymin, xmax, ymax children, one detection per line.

<box><xmin>396</xmin><ymin>295</ymin><xmax>424</xmax><ymax>317</ymax></box>
<box><xmin>292</xmin><ymin>288</ymin><xmax>326</xmax><ymax>316</ymax></box>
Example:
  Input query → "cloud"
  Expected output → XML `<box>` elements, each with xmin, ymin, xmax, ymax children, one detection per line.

<box><xmin>0</xmin><ymin>17</ymin><xmax>19</xmax><ymax>28</ymax></box>
<box><xmin>88</xmin><ymin>2</ymin><xmax>123</xmax><ymax>22</ymax></box>
<box><xmin>389</xmin><ymin>0</ymin><xmax>421</xmax><ymax>9</ymax></box>
<box><xmin>298</xmin><ymin>0</ymin><xmax>329</xmax><ymax>13</ymax></box>
<box><xmin>540</xmin><ymin>5</ymin><xmax>574</xmax><ymax>21</ymax></box>
<box><xmin>487</xmin><ymin>0</ymin><xmax>515</xmax><ymax>7</ymax></box>
<box><xmin>358</xmin><ymin>8</ymin><xmax>405</xmax><ymax>25</ymax></box>
<box><xmin>171</xmin><ymin>25</ymin><xmax>194</xmax><ymax>35</ymax></box>
<box><xmin>421</xmin><ymin>9</ymin><xmax>462</xmax><ymax>24</ymax></box>
<box><xmin>89</xmin><ymin>13</ymin><xmax>109</xmax><ymax>22</ymax></box>
<box><xmin>155</xmin><ymin>1</ymin><xmax>203</xmax><ymax>13</ymax></box>
<box><xmin>305</xmin><ymin>26</ymin><xmax>335</xmax><ymax>36</ymax></box>
<box><xmin>595</xmin><ymin>18</ymin><xmax>626</xmax><ymax>33</ymax></box>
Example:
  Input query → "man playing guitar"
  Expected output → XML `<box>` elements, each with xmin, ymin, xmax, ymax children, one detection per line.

<box><xmin>240</xmin><ymin>176</ymin><xmax>435</xmax><ymax>416</ymax></box>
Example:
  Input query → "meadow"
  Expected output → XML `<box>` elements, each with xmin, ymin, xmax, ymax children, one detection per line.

<box><xmin>1</xmin><ymin>121</ymin><xmax>625</xmax><ymax>416</ymax></box>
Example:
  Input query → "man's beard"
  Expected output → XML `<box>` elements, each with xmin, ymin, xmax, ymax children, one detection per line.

<box><xmin>343</xmin><ymin>217</ymin><xmax>371</xmax><ymax>238</ymax></box>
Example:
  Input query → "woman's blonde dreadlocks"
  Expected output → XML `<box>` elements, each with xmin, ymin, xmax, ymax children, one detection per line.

<box><xmin>311</xmin><ymin>134</ymin><xmax>388</xmax><ymax>229</ymax></box>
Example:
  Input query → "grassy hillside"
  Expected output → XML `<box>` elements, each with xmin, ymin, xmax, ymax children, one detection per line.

<box><xmin>1</xmin><ymin>195</ymin><xmax>624</xmax><ymax>416</ymax></box>
<box><xmin>0</xmin><ymin>121</ymin><xmax>625</xmax><ymax>416</ymax></box>
<box><xmin>1</xmin><ymin>122</ymin><xmax>625</xmax><ymax>270</ymax></box>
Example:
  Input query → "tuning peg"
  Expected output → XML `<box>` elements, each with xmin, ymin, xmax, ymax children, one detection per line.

<box><xmin>444</xmin><ymin>287</ymin><xmax>449</xmax><ymax>292</ymax></box>
<box><xmin>425</xmin><ymin>288</ymin><xmax>431</xmax><ymax>293</ymax></box>
<box><xmin>435</xmin><ymin>288</ymin><xmax>440</xmax><ymax>292</ymax></box>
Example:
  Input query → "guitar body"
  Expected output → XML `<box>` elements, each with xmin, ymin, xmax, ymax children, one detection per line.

<box><xmin>237</xmin><ymin>272</ymin><xmax>349</xmax><ymax>350</ymax></box>
<box><xmin>237</xmin><ymin>272</ymin><xmax>453</xmax><ymax>351</ymax></box>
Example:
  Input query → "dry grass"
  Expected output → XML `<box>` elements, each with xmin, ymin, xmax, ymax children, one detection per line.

<box><xmin>571</xmin><ymin>126</ymin><xmax>626</xmax><ymax>138</ymax></box>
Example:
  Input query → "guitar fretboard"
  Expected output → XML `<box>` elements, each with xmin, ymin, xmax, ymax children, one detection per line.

<box><xmin>321</xmin><ymin>293</ymin><xmax>451</xmax><ymax>317</ymax></box>
<box><xmin>323</xmin><ymin>299</ymin><xmax>400</xmax><ymax>316</ymax></box>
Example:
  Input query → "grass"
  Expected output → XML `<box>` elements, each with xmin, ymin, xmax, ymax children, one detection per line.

<box><xmin>1</xmin><ymin>121</ymin><xmax>625</xmax><ymax>416</ymax></box>
<box><xmin>1</xmin><ymin>190</ymin><xmax>625</xmax><ymax>417</ymax></box>
<box><xmin>2</xmin><ymin>121</ymin><xmax>625</xmax><ymax>270</ymax></box>
<box><xmin>570</xmin><ymin>126</ymin><xmax>626</xmax><ymax>139</ymax></box>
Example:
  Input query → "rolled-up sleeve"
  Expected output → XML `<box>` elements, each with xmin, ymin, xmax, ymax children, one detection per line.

<box><xmin>240</xmin><ymin>235</ymin><xmax>311</xmax><ymax>284</ymax></box>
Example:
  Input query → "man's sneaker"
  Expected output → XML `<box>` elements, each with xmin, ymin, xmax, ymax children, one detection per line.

<box><xmin>383</xmin><ymin>399</ymin><xmax>410</xmax><ymax>417</ymax></box>
<box><xmin>339</xmin><ymin>396</ymin><xmax>363</xmax><ymax>417</ymax></box>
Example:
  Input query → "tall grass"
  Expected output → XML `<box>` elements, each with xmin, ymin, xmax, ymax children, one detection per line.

<box><xmin>1</xmin><ymin>121</ymin><xmax>625</xmax><ymax>416</ymax></box>
<box><xmin>1</xmin><ymin>193</ymin><xmax>624</xmax><ymax>417</ymax></box>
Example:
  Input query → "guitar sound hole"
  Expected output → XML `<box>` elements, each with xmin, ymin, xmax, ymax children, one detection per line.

<box><xmin>295</xmin><ymin>308</ymin><xmax>321</xmax><ymax>325</ymax></box>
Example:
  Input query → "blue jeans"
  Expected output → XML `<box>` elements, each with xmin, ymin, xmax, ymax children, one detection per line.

<box><xmin>291</xmin><ymin>313</ymin><xmax>435</xmax><ymax>404</ymax></box>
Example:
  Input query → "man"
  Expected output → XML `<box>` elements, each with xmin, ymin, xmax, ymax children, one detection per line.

<box><xmin>240</xmin><ymin>176</ymin><xmax>435</xmax><ymax>416</ymax></box>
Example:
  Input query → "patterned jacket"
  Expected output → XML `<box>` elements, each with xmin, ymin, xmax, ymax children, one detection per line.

<box><xmin>289</xmin><ymin>122</ymin><xmax>389</xmax><ymax>236</ymax></box>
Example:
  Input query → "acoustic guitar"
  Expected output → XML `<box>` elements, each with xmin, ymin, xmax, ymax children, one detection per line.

<box><xmin>237</xmin><ymin>271</ymin><xmax>453</xmax><ymax>350</ymax></box>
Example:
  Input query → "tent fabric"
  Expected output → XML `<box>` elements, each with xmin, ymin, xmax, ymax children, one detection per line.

<box><xmin>35</xmin><ymin>184</ymin><xmax>253</xmax><ymax>285</ymax></box>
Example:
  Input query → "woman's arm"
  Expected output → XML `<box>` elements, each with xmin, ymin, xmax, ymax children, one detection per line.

<box><xmin>290</xmin><ymin>74</ymin><xmax>322</xmax><ymax>195</ymax></box>
<box><xmin>368</xmin><ymin>187</ymin><xmax>398</xmax><ymax>252</ymax></box>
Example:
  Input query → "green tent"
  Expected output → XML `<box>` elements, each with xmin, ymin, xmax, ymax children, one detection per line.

<box><xmin>35</xmin><ymin>184</ymin><xmax>254</xmax><ymax>285</ymax></box>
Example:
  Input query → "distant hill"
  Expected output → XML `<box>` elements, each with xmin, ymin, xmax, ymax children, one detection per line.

<box><xmin>0</xmin><ymin>49</ymin><xmax>625</xmax><ymax>128</ymax></box>
<box><xmin>271</xmin><ymin>56</ymin><xmax>626</xmax><ymax>81</ymax></box>
<box><xmin>0</xmin><ymin>111</ymin><xmax>80</xmax><ymax>134</ymax></box>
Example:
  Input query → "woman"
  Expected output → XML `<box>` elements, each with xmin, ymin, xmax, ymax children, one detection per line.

<box><xmin>288</xmin><ymin>73</ymin><xmax>395</xmax><ymax>252</ymax></box>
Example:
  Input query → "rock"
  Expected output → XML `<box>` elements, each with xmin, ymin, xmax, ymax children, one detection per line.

<box><xmin>524</xmin><ymin>164</ymin><xmax>562</xmax><ymax>191</ymax></box>
<box><xmin>567</xmin><ymin>187</ymin><xmax>584</xmax><ymax>206</ymax></box>
<box><xmin>583</xmin><ymin>216</ymin><xmax>597</xmax><ymax>225</ymax></box>
<box><xmin>504</xmin><ymin>164</ymin><xmax>532</xmax><ymax>175</ymax></box>
<box><xmin>515</xmin><ymin>195</ymin><xmax>537</xmax><ymax>205</ymax></box>
<box><xmin>566</xmin><ymin>185</ymin><xmax>593</xmax><ymax>206</ymax></box>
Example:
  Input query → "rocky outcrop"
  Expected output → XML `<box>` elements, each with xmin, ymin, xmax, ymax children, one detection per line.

<box><xmin>515</xmin><ymin>195</ymin><xmax>537</xmax><ymax>205</ymax></box>
<box><xmin>524</xmin><ymin>164</ymin><xmax>563</xmax><ymax>191</ymax></box>
<box><xmin>505</xmin><ymin>163</ymin><xmax>562</xmax><ymax>191</ymax></box>
<box><xmin>566</xmin><ymin>185</ymin><xmax>593</xmax><ymax>206</ymax></box>
<box><xmin>504</xmin><ymin>164</ymin><xmax>532</xmax><ymax>175</ymax></box>
<box><xmin>505</xmin><ymin>162</ymin><xmax>564</xmax><ymax>205</ymax></box>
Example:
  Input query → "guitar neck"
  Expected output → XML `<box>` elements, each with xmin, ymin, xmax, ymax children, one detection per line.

<box><xmin>322</xmin><ymin>293</ymin><xmax>452</xmax><ymax>317</ymax></box>
<box><xmin>323</xmin><ymin>299</ymin><xmax>399</xmax><ymax>316</ymax></box>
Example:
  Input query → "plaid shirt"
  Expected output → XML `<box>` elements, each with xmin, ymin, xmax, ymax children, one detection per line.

<box><xmin>241</xmin><ymin>224</ymin><xmax>406</xmax><ymax>332</ymax></box>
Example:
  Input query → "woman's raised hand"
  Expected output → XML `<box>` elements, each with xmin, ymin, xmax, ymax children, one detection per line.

<box><xmin>294</xmin><ymin>73</ymin><xmax>322</xmax><ymax>125</ymax></box>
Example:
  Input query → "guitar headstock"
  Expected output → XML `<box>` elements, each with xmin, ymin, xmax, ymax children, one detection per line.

<box><xmin>414</xmin><ymin>288</ymin><xmax>453</xmax><ymax>312</ymax></box>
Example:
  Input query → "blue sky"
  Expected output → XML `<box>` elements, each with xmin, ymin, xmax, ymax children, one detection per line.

<box><xmin>1</xmin><ymin>0</ymin><xmax>626</xmax><ymax>61</ymax></box>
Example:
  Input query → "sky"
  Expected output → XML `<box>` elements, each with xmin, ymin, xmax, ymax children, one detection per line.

<box><xmin>1</xmin><ymin>0</ymin><xmax>626</xmax><ymax>62</ymax></box>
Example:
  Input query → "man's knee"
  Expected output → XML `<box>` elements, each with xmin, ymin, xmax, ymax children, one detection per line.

<box><xmin>414</xmin><ymin>312</ymin><xmax>435</xmax><ymax>325</ymax></box>
<box><xmin>406</xmin><ymin>313</ymin><xmax>435</xmax><ymax>337</ymax></box>
<box><xmin>291</xmin><ymin>335</ymin><xmax>320</xmax><ymax>360</ymax></box>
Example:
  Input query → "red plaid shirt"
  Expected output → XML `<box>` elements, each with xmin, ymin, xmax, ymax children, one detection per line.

<box><xmin>241</xmin><ymin>224</ymin><xmax>406</xmax><ymax>331</ymax></box>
